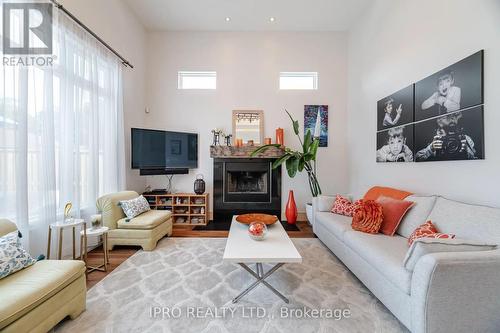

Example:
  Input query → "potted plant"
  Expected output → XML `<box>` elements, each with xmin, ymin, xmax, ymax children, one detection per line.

<box><xmin>251</xmin><ymin>110</ymin><xmax>322</xmax><ymax>223</ymax></box>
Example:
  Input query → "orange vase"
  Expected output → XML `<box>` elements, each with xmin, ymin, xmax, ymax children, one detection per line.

<box><xmin>276</xmin><ymin>128</ymin><xmax>284</xmax><ymax>146</ymax></box>
<box><xmin>285</xmin><ymin>190</ymin><xmax>298</xmax><ymax>224</ymax></box>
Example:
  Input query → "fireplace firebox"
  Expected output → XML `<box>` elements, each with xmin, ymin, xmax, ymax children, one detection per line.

<box><xmin>213</xmin><ymin>158</ymin><xmax>281</xmax><ymax>222</ymax></box>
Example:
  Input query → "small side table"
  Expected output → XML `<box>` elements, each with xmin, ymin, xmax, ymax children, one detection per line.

<box><xmin>80</xmin><ymin>226</ymin><xmax>109</xmax><ymax>273</ymax></box>
<box><xmin>47</xmin><ymin>219</ymin><xmax>86</xmax><ymax>260</ymax></box>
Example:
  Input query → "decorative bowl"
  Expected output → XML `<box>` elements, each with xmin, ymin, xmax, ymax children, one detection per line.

<box><xmin>248</xmin><ymin>222</ymin><xmax>267</xmax><ymax>241</ymax></box>
<box><xmin>236</xmin><ymin>213</ymin><xmax>278</xmax><ymax>225</ymax></box>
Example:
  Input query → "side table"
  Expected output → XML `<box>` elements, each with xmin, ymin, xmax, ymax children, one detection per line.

<box><xmin>47</xmin><ymin>219</ymin><xmax>86</xmax><ymax>260</ymax></box>
<box><xmin>80</xmin><ymin>226</ymin><xmax>109</xmax><ymax>273</ymax></box>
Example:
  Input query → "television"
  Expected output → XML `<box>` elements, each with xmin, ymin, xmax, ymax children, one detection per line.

<box><xmin>131</xmin><ymin>128</ymin><xmax>198</xmax><ymax>172</ymax></box>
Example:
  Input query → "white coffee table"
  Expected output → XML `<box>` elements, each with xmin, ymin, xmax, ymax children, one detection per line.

<box><xmin>223</xmin><ymin>215</ymin><xmax>302</xmax><ymax>303</ymax></box>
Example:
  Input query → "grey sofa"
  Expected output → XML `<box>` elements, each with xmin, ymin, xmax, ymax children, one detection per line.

<box><xmin>312</xmin><ymin>193</ymin><xmax>500</xmax><ymax>333</ymax></box>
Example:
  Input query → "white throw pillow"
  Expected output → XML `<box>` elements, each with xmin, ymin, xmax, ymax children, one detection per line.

<box><xmin>119</xmin><ymin>195</ymin><xmax>151</xmax><ymax>219</ymax></box>
<box><xmin>403</xmin><ymin>238</ymin><xmax>497</xmax><ymax>271</ymax></box>
<box><xmin>0</xmin><ymin>231</ymin><xmax>37</xmax><ymax>279</ymax></box>
<box><xmin>316</xmin><ymin>194</ymin><xmax>352</xmax><ymax>212</ymax></box>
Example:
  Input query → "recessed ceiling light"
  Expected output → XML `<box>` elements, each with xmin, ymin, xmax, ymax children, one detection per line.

<box><xmin>225</xmin><ymin>17</ymin><xmax>231</xmax><ymax>22</ymax></box>
<box><xmin>269</xmin><ymin>17</ymin><xmax>276</xmax><ymax>22</ymax></box>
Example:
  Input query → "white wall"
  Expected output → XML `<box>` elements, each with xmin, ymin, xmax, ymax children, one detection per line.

<box><xmin>144</xmin><ymin>32</ymin><xmax>350</xmax><ymax>217</ymax></box>
<box><xmin>60</xmin><ymin>0</ymin><xmax>147</xmax><ymax>193</ymax></box>
<box><xmin>347</xmin><ymin>0</ymin><xmax>500</xmax><ymax>206</ymax></box>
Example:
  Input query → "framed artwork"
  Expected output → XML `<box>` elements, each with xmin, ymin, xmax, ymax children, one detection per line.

<box><xmin>376</xmin><ymin>124</ymin><xmax>414</xmax><ymax>162</ymax></box>
<box><xmin>304</xmin><ymin>105</ymin><xmax>328</xmax><ymax>147</ymax></box>
<box><xmin>377</xmin><ymin>85</ymin><xmax>414</xmax><ymax>131</ymax></box>
<box><xmin>414</xmin><ymin>106</ymin><xmax>484</xmax><ymax>162</ymax></box>
<box><xmin>415</xmin><ymin>50</ymin><xmax>483</xmax><ymax>122</ymax></box>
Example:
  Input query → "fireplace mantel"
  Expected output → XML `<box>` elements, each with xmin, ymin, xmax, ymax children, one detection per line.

<box><xmin>210</xmin><ymin>145</ymin><xmax>285</xmax><ymax>158</ymax></box>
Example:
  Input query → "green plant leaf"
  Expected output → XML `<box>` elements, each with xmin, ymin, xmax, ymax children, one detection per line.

<box><xmin>303</xmin><ymin>129</ymin><xmax>312</xmax><ymax>153</ymax></box>
<box><xmin>250</xmin><ymin>144</ymin><xmax>281</xmax><ymax>157</ymax></box>
<box><xmin>285</xmin><ymin>109</ymin><xmax>300</xmax><ymax>135</ymax></box>
<box><xmin>298</xmin><ymin>156</ymin><xmax>305</xmax><ymax>172</ymax></box>
<box><xmin>285</xmin><ymin>156</ymin><xmax>299</xmax><ymax>178</ymax></box>
<box><xmin>310</xmin><ymin>139</ymin><xmax>320</xmax><ymax>160</ymax></box>
<box><xmin>272</xmin><ymin>154</ymin><xmax>291</xmax><ymax>169</ymax></box>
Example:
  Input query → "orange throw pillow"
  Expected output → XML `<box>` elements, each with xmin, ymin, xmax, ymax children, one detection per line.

<box><xmin>363</xmin><ymin>186</ymin><xmax>413</xmax><ymax>201</ymax></box>
<box><xmin>408</xmin><ymin>221</ymin><xmax>455</xmax><ymax>246</ymax></box>
<box><xmin>376</xmin><ymin>196</ymin><xmax>415</xmax><ymax>236</ymax></box>
<box><xmin>351</xmin><ymin>200</ymin><xmax>384</xmax><ymax>234</ymax></box>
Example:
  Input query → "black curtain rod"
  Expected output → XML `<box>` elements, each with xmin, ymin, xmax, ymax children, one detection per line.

<box><xmin>50</xmin><ymin>0</ymin><xmax>134</xmax><ymax>68</ymax></box>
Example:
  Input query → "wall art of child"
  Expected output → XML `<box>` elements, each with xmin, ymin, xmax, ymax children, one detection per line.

<box><xmin>377</xmin><ymin>127</ymin><xmax>413</xmax><ymax>162</ymax></box>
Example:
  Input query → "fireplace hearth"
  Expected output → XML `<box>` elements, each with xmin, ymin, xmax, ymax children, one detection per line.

<box><xmin>213</xmin><ymin>158</ymin><xmax>281</xmax><ymax>222</ymax></box>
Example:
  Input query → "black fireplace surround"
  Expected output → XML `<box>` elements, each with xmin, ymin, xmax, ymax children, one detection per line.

<box><xmin>213</xmin><ymin>158</ymin><xmax>281</xmax><ymax>222</ymax></box>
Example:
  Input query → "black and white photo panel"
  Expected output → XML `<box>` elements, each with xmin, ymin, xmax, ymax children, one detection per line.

<box><xmin>376</xmin><ymin>124</ymin><xmax>414</xmax><ymax>163</ymax></box>
<box><xmin>415</xmin><ymin>50</ymin><xmax>483</xmax><ymax>122</ymax></box>
<box><xmin>414</xmin><ymin>106</ymin><xmax>484</xmax><ymax>162</ymax></box>
<box><xmin>377</xmin><ymin>85</ymin><xmax>414</xmax><ymax>131</ymax></box>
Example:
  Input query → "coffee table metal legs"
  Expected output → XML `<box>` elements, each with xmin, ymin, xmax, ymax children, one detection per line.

<box><xmin>232</xmin><ymin>263</ymin><xmax>289</xmax><ymax>304</ymax></box>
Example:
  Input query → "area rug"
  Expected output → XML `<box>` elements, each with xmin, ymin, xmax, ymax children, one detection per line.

<box><xmin>56</xmin><ymin>238</ymin><xmax>408</xmax><ymax>333</ymax></box>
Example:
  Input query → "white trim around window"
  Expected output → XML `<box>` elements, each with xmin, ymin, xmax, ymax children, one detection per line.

<box><xmin>178</xmin><ymin>71</ymin><xmax>217</xmax><ymax>90</ymax></box>
<box><xmin>279</xmin><ymin>72</ymin><xmax>318</xmax><ymax>90</ymax></box>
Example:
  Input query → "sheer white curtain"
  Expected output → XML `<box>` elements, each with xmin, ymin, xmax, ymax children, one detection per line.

<box><xmin>0</xmin><ymin>9</ymin><xmax>125</xmax><ymax>255</ymax></box>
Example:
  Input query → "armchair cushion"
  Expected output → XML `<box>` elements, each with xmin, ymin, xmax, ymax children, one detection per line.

<box><xmin>117</xmin><ymin>210</ymin><xmax>172</xmax><ymax>230</ymax></box>
<box><xmin>96</xmin><ymin>191</ymin><xmax>139</xmax><ymax>229</ymax></box>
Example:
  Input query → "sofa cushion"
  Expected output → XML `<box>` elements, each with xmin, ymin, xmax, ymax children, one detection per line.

<box><xmin>316</xmin><ymin>195</ymin><xmax>351</xmax><ymax>212</ymax></box>
<box><xmin>397</xmin><ymin>195</ymin><xmax>438</xmax><ymax>238</ymax></box>
<box><xmin>0</xmin><ymin>260</ymin><xmax>85</xmax><ymax>328</ymax></box>
<box><xmin>343</xmin><ymin>231</ymin><xmax>412</xmax><ymax>294</ymax></box>
<box><xmin>427</xmin><ymin>197</ymin><xmax>500</xmax><ymax>244</ymax></box>
<box><xmin>363</xmin><ymin>186</ymin><xmax>412</xmax><ymax>201</ymax></box>
<box><xmin>331</xmin><ymin>195</ymin><xmax>356</xmax><ymax>217</ymax></box>
<box><xmin>403</xmin><ymin>238</ymin><xmax>498</xmax><ymax>271</ymax></box>
<box><xmin>117</xmin><ymin>210</ymin><xmax>172</xmax><ymax>230</ymax></box>
<box><xmin>315</xmin><ymin>212</ymin><xmax>352</xmax><ymax>240</ymax></box>
<box><xmin>351</xmin><ymin>200</ymin><xmax>384</xmax><ymax>234</ymax></box>
<box><xmin>0</xmin><ymin>232</ymin><xmax>37</xmax><ymax>279</ymax></box>
<box><xmin>119</xmin><ymin>195</ymin><xmax>151</xmax><ymax>219</ymax></box>
<box><xmin>376</xmin><ymin>196</ymin><xmax>415</xmax><ymax>236</ymax></box>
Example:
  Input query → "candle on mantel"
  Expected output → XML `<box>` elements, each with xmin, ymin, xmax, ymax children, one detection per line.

<box><xmin>276</xmin><ymin>128</ymin><xmax>284</xmax><ymax>146</ymax></box>
<box><xmin>264</xmin><ymin>137</ymin><xmax>272</xmax><ymax>145</ymax></box>
<box><xmin>235</xmin><ymin>138</ymin><xmax>243</xmax><ymax>147</ymax></box>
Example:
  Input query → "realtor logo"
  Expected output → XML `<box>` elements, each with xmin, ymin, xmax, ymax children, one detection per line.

<box><xmin>2</xmin><ymin>2</ymin><xmax>53</xmax><ymax>55</ymax></box>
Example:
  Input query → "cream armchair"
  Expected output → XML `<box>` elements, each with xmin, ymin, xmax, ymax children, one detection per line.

<box><xmin>96</xmin><ymin>191</ymin><xmax>172</xmax><ymax>251</ymax></box>
<box><xmin>0</xmin><ymin>219</ymin><xmax>86</xmax><ymax>333</ymax></box>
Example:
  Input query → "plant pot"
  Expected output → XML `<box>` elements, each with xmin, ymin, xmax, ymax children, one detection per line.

<box><xmin>305</xmin><ymin>203</ymin><xmax>313</xmax><ymax>225</ymax></box>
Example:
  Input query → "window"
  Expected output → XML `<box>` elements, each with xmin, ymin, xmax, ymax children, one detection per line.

<box><xmin>279</xmin><ymin>72</ymin><xmax>318</xmax><ymax>90</ymax></box>
<box><xmin>178</xmin><ymin>71</ymin><xmax>217</xmax><ymax>89</ymax></box>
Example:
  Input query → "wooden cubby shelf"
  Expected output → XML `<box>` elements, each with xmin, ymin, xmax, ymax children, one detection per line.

<box><xmin>142</xmin><ymin>192</ymin><xmax>209</xmax><ymax>226</ymax></box>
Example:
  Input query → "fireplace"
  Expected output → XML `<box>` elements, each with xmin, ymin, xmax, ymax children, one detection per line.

<box><xmin>213</xmin><ymin>158</ymin><xmax>281</xmax><ymax>222</ymax></box>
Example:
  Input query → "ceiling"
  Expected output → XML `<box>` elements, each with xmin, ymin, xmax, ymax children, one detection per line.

<box><xmin>123</xmin><ymin>0</ymin><xmax>371</xmax><ymax>32</ymax></box>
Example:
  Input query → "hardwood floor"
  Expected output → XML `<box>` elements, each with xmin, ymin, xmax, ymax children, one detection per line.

<box><xmin>85</xmin><ymin>220</ymin><xmax>315</xmax><ymax>289</ymax></box>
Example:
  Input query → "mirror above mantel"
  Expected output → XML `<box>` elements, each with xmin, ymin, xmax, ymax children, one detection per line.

<box><xmin>232</xmin><ymin>110</ymin><xmax>263</xmax><ymax>145</ymax></box>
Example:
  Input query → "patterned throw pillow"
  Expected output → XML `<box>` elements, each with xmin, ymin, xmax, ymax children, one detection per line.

<box><xmin>119</xmin><ymin>195</ymin><xmax>151</xmax><ymax>219</ymax></box>
<box><xmin>0</xmin><ymin>232</ymin><xmax>37</xmax><ymax>279</ymax></box>
<box><xmin>351</xmin><ymin>199</ymin><xmax>384</xmax><ymax>234</ymax></box>
<box><xmin>331</xmin><ymin>195</ymin><xmax>356</xmax><ymax>217</ymax></box>
<box><xmin>408</xmin><ymin>221</ymin><xmax>455</xmax><ymax>246</ymax></box>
